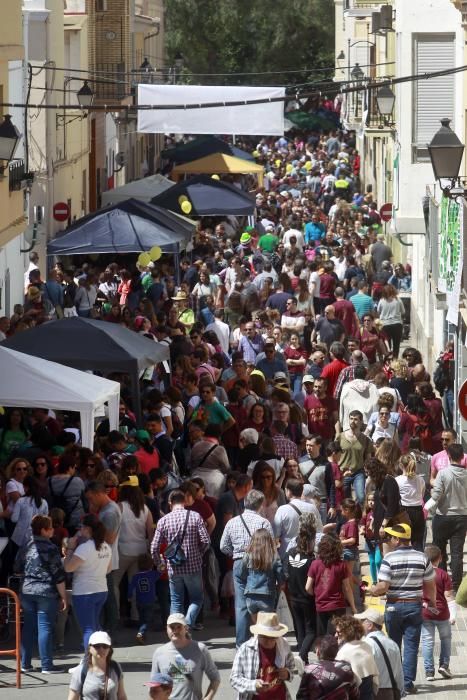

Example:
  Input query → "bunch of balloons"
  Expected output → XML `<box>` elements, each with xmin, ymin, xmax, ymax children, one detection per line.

<box><xmin>137</xmin><ymin>245</ymin><xmax>162</xmax><ymax>267</ymax></box>
<box><xmin>178</xmin><ymin>195</ymin><xmax>192</xmax><ymax>215</ymax></box>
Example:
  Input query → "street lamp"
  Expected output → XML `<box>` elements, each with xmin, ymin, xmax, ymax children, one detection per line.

<box><xmin>0</xmin><ymin>114</ymin><xmax>21</xmax><ymax>171</ymax></box>
<box><xmin>351</xmin><ymin>63</ymin><xmax>364</xmax><ymax>82</ymax></box>
<box><xmin>376</xmin><ymin>85</ymin><xmax>395</xmax><ymax>117</ymax></box>
<box><xmin>139</xmin><ymin>57</ymin><xmax>155</xmax><ymax>84</ymax></box>
<box><xmin>428</xmin><ymin>118</ymin><xmax>465</xmax><ymax>197</ymax></box>
<box><xmin>77</xmin><ymin>80</ymin><xmax>94</xmax><ymax>108</ymax></box>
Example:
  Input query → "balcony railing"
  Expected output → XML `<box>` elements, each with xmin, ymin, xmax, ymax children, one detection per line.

<box><xmin>8</xmin><ymin>159</ymin><xmax>33</xmax><ymax>192</ymax></box>
<box><xmin>94</xmin><ymin>63</ymin><xmax>129</xmax><ymax>101</ymax></box>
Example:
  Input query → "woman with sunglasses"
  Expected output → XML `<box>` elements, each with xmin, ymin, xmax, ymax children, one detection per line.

<box><xmin>364</xmin><ymin>394</ymin><xmax>400</xmax><ymax>444</ymax></box>
<box><xmin>64</xmin><ymin>515</ymin><xmax>112</xmax><ymax>652</ymax></box>
<box><xmin>68</xmin><ymin>630</ymin><xmax>127</xmax><ymax>700</ymax></box>
<box><xmin>32</xmin><ymin>454</ymin><xmax>53</xmax><ymax>499</ymax></box>
<box><xmin>359</xmin><ymin>313</ymin><xmax>387</xmax><ymax>365</ymax></box>
<box><xmin>252</xmin><ymin>461</ymin><xmax>286</xmax><ymax>524</ymax></box>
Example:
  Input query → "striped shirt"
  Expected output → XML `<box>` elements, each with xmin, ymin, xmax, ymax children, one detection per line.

<box><xmin>220</xmin><ymin>510</ymin><xmax>274</xmax><ymax>560</ymax></box>
<box><xmin>378</xmin><ymin>545</ymin><xmax>434</xmax><ymax>600</ymax></box>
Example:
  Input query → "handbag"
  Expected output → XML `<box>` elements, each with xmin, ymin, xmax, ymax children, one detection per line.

<box><xmin>372</xmin><ymin>636</ymin><xmax>401</xmax><ymax>700</ymax></box>
<box><xmin>164</xmin><ymin>510</ymin><xmax>190</xmax><ymax>566</ymax></box>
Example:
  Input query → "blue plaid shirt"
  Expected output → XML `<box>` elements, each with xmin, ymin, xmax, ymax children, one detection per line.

<box><xmin>14</xmin><ymin>536</ymin><xmax>65</xmax><ymax>597</ymax></box>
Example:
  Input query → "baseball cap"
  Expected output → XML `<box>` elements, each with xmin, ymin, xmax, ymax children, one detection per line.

<box><xmin>119</xmin><ymin>475</ymin><xmax>139</xmax><ymax>488</ymax></box>
<box><xmin>354</xmin><ymin>608</ymin><xmax>384</xmax><ymax>626</ymax></box>
<box><xmin>274</xmin><ymin>371</ymin><xmax>288</xmax><ymax>382</ymax></box>
<box><xmin>384</xmin><ymin>523</ymin><xmax>411</xmax><ymax>539</ymax></box>
<box><xmin>144</xmin><ymin>673</ymin><xmax>174</xmax><ymax>688</ymax></box>
<box><xmin>88</xmin><ymin>631</ymin><xmax>112</xmax><ymax>647</ymax></box>
<box><xmin>302</xmin><ymin>375</ymin><xmax>314</xmax><ymax>384</ymax></box>
<box><xmin>240</xmin><ymin>232</ymin><xmax>251</xmax><ymax>244</ymax></box>
<box><xmin>167</xmin><ymin>613</ymin><xmax>188</xmax><ymax>626</ymax></box>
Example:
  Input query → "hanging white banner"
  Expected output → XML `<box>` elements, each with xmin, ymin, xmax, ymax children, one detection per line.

<box><xmin>137</xmin><ymin>84</ymin><xmax>285</xmax><ymax>136</ymax></box>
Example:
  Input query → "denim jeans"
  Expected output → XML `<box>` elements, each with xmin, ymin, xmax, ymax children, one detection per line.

<box><xmin>291</xmin><ymin>374</ymin><xmax>304</xmax><ymax>396</ymax></box>
<box><xmin>101</xmin><ymin>571</ymin><xmax>119</xmax><ymax>634</ymax></box>
<box><xmin>245</xmin><ymin>594</ymin><xmax>275</xmax><ymax>615</ymax></box>
<box><xmin>169</xmin><ymin>571</ymin><xmax>203</xmax><ymax>627</ymax></box>
<box><xmin>233</xmin><ymin>559</ymin><xmax>249</xmax><ymax>648</ymax></box>
<box><xmin>137</xmin><ymin>602</ymin><xmax>157</xmax><ymax>635</ymax></box>
<box><xmin>421</xmin><ymin>619</ymin><xmax>452</xmax><ymax>673</ymax></box>
<box><xmin>21</xmin><ymin>593</ymin><xmax>58</xmax><ymax>671</ymax></box>
<box><xmin>384</xmin><ymin>601</ymin><xmax>422</xmax><ymax>689</ymax></box>
<box><xmin>432</xmin><ymin>514</ymin><xmax>467</xmax><ymax>590</ymax></box>
<box><xmin>343</xmin><ymin>470</ymin><xmax>365</xmax><ymax>505</ymax></box>
<box><xmin>73</xmin><ymin>591</ymin><xmax>108</xmax><ymax>650</ymax></box>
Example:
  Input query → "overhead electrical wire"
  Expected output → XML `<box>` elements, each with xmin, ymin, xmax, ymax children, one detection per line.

<box><xmin>6</xmin><ymin>61</ymin><xmax>467</xmax><ymax>113</ymax></box>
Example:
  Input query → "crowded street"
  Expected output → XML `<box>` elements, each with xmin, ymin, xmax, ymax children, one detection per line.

<box><xmin>1</xmin><ymin>1</ymin><xmax>467</xmax><ymax>699</ymax></box>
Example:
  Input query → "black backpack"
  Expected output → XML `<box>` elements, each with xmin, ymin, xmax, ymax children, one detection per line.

<box><xmin>48</xmin><ymin>476</ymin><xmax>82</xmax><ymax>526</ymax></box>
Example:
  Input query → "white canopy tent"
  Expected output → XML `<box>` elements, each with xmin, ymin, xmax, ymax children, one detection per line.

<box><xmin>101</xmin><ymin>174</ymin><xmax>175</xmax><ymax>207</ymax></box>
<box><xmin>0</xmin><ymin>347</ymin><xmax>120</xmax><ymax>448</ymax></box>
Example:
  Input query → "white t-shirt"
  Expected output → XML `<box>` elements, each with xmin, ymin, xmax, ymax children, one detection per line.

<box><xmin>72</xmin><ymin>539</ymin><xmax>111</xmax><ymax>596</ymax></box>
<box><xmin>118</xmin><ymin>502</ymin><xmax>149</xmax><ymax>556</ymax></box>
<box><xmin>395</xmin><ymin>474</ymin><xmax>425</xmax><ymax>507</ymax></box>
<box><xmin>6</xmin><ymin>479</ymin><xmax>25</xmax><ymax>512</ymax></box>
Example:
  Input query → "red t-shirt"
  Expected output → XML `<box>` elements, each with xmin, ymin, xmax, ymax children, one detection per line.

<box><xmin>254</xmin><ymin>643</ymin><xmax>287</xmax><ymax>700</ymax></box>
<box><xmin>321</xmin><ymin>359</ymin><xmax>349</xmax><ymax>397</ymax></box>
<box><xmin>283</xmin><ymin>346</ymin><xmax>308</xmax><ymax>376</ymax></box>
<box><xmin>333</xmin><ymin>299</ymin><xmax>357</xmax><ymax>337</ymax></box>
<box><xmin>319</xmin><ymin>273</ymin><xmax>336</xmax><ymax>299</ymax></box>
<box><xmin>135</xmin><ymin>447</ymin><xmax>160</xmax><ymax>475</ymax></box>
<box><xmin>423</xmin><ymin>567</ymin><xmax>452</xmax><ymax>621</ymax></box>
<box><xmin>307</xmin><ymin>559</ymin><xmax>349</xmax><ymax>612</ymax></box>
<box><xmin>330</xmin><ymin>461</ymin><xmax>343</xmax><ymax>508</ymax></box>
<box><xmin>304</xmin><ymin>394</ymin><xmax>336</xmax><ymax>440</ymax></box>
<box><xmin>187</xmin><ymin>499</ymin><xmax>213</xmax><ymax>523</ymax></box>
<box><xmin>340</xmin><ymin>519</ymin><xmax>359</xmax><ymax>553</ymax></box>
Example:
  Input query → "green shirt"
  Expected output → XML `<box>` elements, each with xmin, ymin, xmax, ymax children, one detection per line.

<box><xmin>192</xmin><ymin>401</ymin><xmax>232</xmax><ymax>426</ymax></box>
<box><xmin>337</xmin><ymin>432</ymin><xmax>373</xmax><ymax>474</ymax></box>
<box><xmin>258</xmin><ymin>233</ymin><xmax>279</xmax><ymax>253</ymax></box>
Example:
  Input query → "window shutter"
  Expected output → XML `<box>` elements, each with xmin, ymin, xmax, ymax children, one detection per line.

<box><xmin>413</xmin><ymin>35</ymin><xmax>455</xmax><ymax>160</ymax></box>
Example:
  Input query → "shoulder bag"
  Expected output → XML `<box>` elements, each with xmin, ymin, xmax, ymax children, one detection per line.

<box><xmin>164</xmin><ymin>510</ymin><xmax>190</xmax><ymax>566</ymax></box>
<box><xmin>372</xmin><ymin>635</ymin><xmax>401</xmax><ymax>700</ymax></box>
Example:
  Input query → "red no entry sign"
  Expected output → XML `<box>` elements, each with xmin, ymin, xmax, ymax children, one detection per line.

<box><xmin>53</xmin><ymin>201</ymin><xmax>70</xmax><ymax>222</ymax></box>
<box><xmin>380</xmin><ymin>203</ymin><xmax>393</xmax><ymax>222</ymax></box>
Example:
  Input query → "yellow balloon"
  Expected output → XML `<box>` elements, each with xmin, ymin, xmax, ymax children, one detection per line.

<box><xmin>138</xmin><ymin>252</ymin><xmax>151</xmax><ymax>267</ymax></box>
<box><xmin>149</xmin><ymin>245</ymin><xmax>162</xmax><ymax>261</ymax></box>
<box><xmin>178</xmin><ymin>195</ymin><xmax>188</xmax><ymax>205</ymax></box>
<box><xmin>211</xmin><ymin>174</ymin><xmax>220</xmax><ymax>180</ymax></box>
<box><xmin>181</xmin><ymin>200</ymin><xmax>192</xmax><ymax>214</ymax></box>
<box><xmin>304</xmin><ymin>161</ymin><xmax>312</xmax><ymax>170</ymax></box>
<box><xmin>275</xmin><ymin>159</ymin><xmax>281</xmax><ymax>167</ymax></box>
<box><xmin>286</xmin><ymin>163</ymin><xmax>293</xmax><ymax>173</ymax></box>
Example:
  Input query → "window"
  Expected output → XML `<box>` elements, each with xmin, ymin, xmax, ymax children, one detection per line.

<box><xmin>412</xmin><ymin>34</ymin><xmax>455</xmax><ymax>162</ymax></box>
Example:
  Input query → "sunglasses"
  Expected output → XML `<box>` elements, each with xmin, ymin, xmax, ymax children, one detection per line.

<box><xmin>15</xmin><ymin>467</ymin><xmax>27</xmax><ymax>472</ymax></box>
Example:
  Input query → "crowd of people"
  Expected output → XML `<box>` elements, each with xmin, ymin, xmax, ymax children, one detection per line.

<box><xmin>0</xmin><ymin>128</ymin><xmax>464</xmax><ymax>700</ymax></box>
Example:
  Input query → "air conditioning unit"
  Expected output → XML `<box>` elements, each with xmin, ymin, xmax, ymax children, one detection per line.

<box><xmin>380</xmin><ymin>4</ymin><xmax>394</xmax><ymax>32</ymax></box>
<box><xmin>115</xmin><ymin>152</ymin><xmax>126</xmax><ymax>167</ymax></box>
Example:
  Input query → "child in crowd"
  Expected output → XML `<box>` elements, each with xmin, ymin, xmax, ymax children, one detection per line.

<box><xmin>239</xmin><ymin>529</ymin><xmax>284</xmax><ymax>622</ymax></box>
<box><xmin>128</xmin><ymin>553</ymin><xmax>160</xmax><ymax>644</ymax></box>
<box><xmin>421</xmin><ymin>544</ymin><xmax>456</xmax><ymax>681</ymax></box>
<box><xmin>359</xmin><ymin>494</ymin><xmax>382</xmax><ymax>585</ymax></box>
<box><xmin>50</xmin><ymin>507</ymin><xmax>69</xmax><ymax>551</ymax></box>
<box><xmin>339</xmin><ymin>498</ymin><xmax>362</xmax><ymax>608</ymax></box>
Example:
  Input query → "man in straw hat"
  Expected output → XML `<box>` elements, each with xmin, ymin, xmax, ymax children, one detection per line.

<box><xmin>354</xmin><ymin>608</ymin><xmax>403</xmax><ymax>700</ymax></box>
<box><xmin>230</xmin><ymin>611</ymin><xmax>295</xmax><ymax>700</ymax></box>
<box><xmin>369</xmin><ymin>523</ymin><xmax>436</xmax><ymax>695</ymax></box>
<box><xmin>171</xmin><ymin>290</ymin><xmax>194</xmax><ymax>332</ymax></box>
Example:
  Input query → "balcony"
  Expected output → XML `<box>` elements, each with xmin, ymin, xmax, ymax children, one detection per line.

<box><xmin>8</xmin><ymin>159</ymin><xmax>34</xmax><ymax>192</ymax></box>
<box><xmin>94</xmin><ymin>63</ymin><xmax>130</xmax><ymax>102</ymax></box>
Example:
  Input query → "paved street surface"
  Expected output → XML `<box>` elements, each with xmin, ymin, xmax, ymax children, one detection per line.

<box><xmin>1</xmin><ymin>517</ymin><xmax>466</xmax><ymax>699</ymax></box>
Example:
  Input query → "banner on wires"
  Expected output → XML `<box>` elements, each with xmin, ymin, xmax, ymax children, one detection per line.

<box><xmin>137</xmin><ymin>85</ymin><xmax>285</xmax><ymax>136</ymax></box>
<box><xmin>438</xmin><ymin>195</ymin><xmax>462</xmax><ymax>294</ymax></box>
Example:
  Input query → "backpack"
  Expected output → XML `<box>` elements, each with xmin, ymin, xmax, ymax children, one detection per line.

<box><xmin>433</xmin><ymin>362</ymin><xmax>447</xmax><ymax>396</ymax></box>
<box><xmin>48</xmin><ymin>476</ymin><xmax>82</xmax><ymax>526</ymax></box>
<box><xmin>79</xmin><ymin>659</ymin><xmax>122</xmax><ymax>698</ymax></box>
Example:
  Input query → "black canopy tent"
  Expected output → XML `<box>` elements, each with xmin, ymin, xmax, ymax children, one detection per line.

<box><xmin>150</xmin><ymin>174</ymin><xmax>256</xmax><ymax>216</ymax></box>
<box><xmin>1</xmin><ymin>317</ymin><xmax>169</xmax><ymax>425</ymax></box>
<box><xmin>161</xmin><ymin>135</ymin><xmax>255</xmax><ymax>164</ymax></box>
<box><xmin>47</xmin><ymin>198</ymin><xmax>194</xmax><ymax>257</ymax></box>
